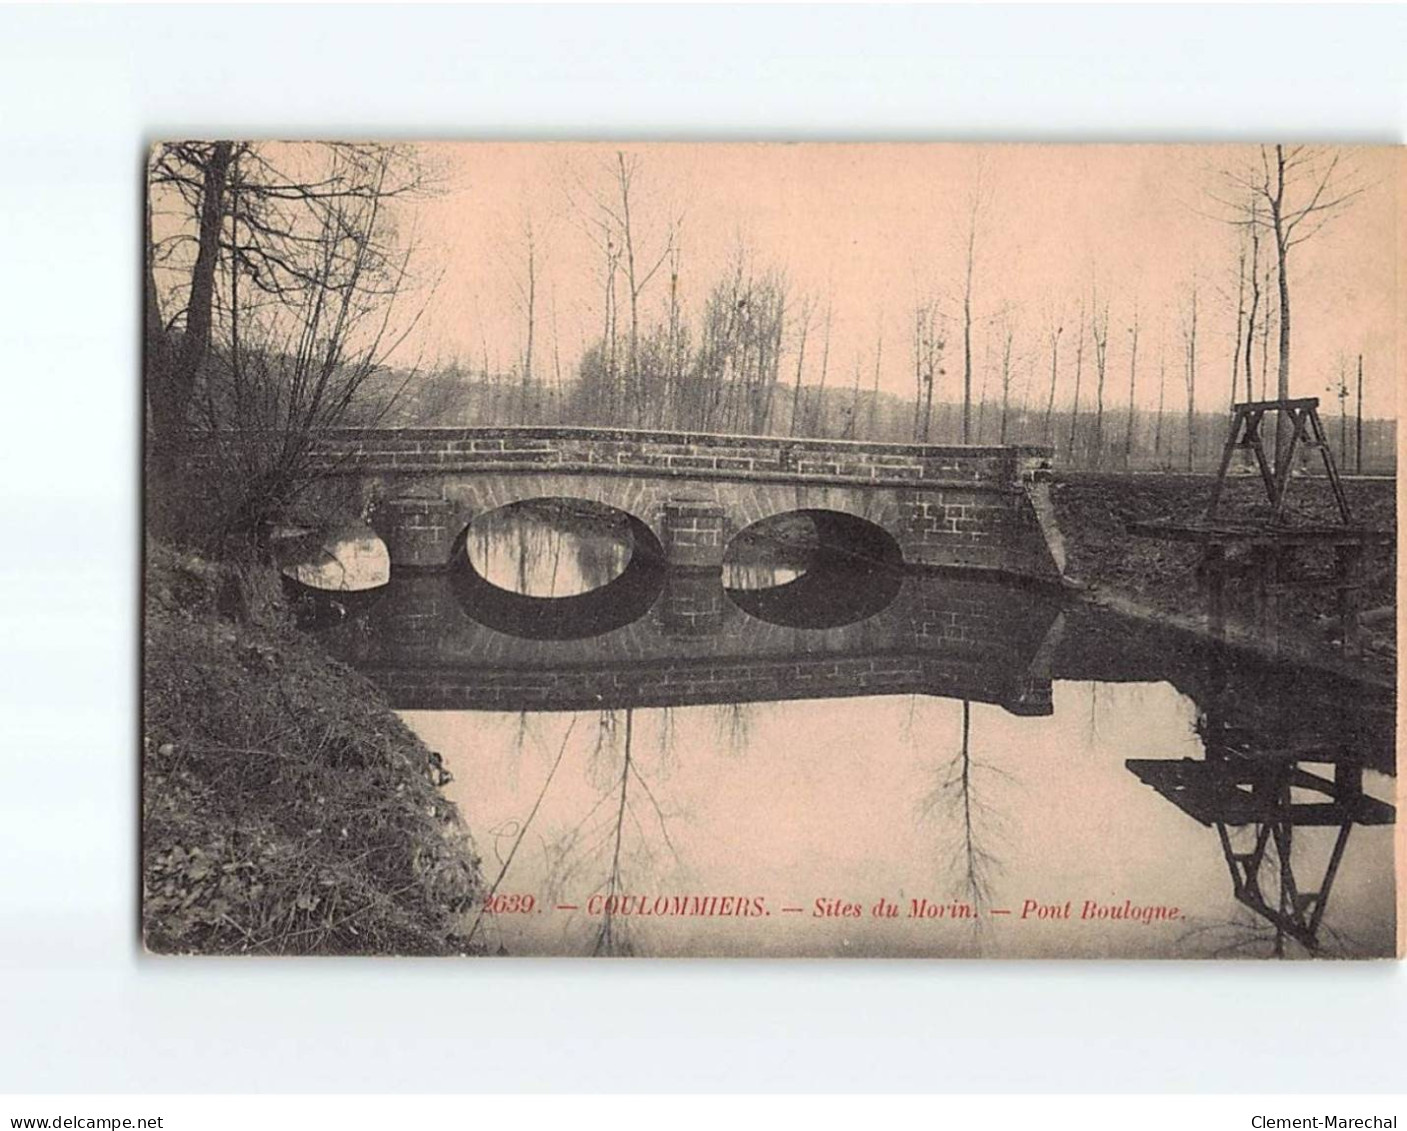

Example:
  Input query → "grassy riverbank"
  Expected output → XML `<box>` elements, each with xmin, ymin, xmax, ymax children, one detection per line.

<box><xmin>142</xmin><ymin>544</ymin><xmax>482</xmax><ymax>955</ymax></box>
<box><xmin>1050</xmin><ymin>471</ymin><xmax>1397</xmax><ymax>672</ymax></box>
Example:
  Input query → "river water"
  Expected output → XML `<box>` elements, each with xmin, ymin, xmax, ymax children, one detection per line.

<box><xmin>309</xmin><ymin>503</ymin><xmax>1397</xmax><ymax>959</ymax></box>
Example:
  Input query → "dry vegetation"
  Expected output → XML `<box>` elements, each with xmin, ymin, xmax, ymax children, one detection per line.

<box><xmin>142</xmin><ymin>543</ymin><xmax>481</xmax><ymax>955</ymax></box>
<box><xmin>1052</xmin><ymin>472</ymin><xmax>1396</xmax><ymax>671</ymax></box>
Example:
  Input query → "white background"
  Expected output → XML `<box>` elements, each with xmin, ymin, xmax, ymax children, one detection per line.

<box><xmin>0</xmin><ymin>2</ymin><xmax>1403</xmax><ymax>1094</ymax></box>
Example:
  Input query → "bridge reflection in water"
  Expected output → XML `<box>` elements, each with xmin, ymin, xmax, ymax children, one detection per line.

<box><xmin>320</xmin><ymin>568</ymin><xmax>1063</xmax><ymax>717</ymax></box>
<box><xmin>306</xmin><ymin>513</ymin><xmax>1394</xmax><ymax>960</ymax></box>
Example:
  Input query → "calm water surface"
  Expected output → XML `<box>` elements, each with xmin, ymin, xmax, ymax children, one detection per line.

<box><xmin>312</xmin><ymin>504</ymin><xmax>1397</xmax><ymax>959</ymax></box>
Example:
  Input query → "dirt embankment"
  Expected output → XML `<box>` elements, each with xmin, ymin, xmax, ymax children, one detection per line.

<box><xmin>142</xmin><ymin>544</ymin><xmax>482</xmax><ymax>955</ymax></box>
<box><xmin>1050</xmin><ymin>472</ymin><xmax>1397</xmax><ymax>674</ymax></box>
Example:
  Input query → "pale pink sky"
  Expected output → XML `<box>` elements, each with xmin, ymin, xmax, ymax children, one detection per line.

<box><xmin>401</xmin><ymin>143</ymin><xmax>1398</xmax><ymax>418</ymax></box>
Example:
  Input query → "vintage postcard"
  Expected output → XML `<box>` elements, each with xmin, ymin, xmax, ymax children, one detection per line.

<box><xmin>142</xmin><ymin>142</ymin><xmax>1399</xmax><ymax>958</ymax></box>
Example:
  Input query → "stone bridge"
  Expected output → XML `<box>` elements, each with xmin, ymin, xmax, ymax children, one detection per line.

<box><xmin>305</xmin><ymin>426</ymin><xmax>1066</xmax><ymax>581</ymax></box>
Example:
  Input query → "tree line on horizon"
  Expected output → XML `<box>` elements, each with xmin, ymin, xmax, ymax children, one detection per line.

<box><xmin>376</xmin><ymin>359</ymin><xmax>1398</xmax><ymax>475</ymax></box>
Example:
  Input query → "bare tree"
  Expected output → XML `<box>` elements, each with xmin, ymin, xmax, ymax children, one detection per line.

<box><xmin>974</xmin><ymin>328</ymin><xmax>993</xmax><ymax>443</ymax></box>
<box><xmin>868</xmin><ymin>325</ymin><xmax>884</xmax><ymax>439</ymax></box>
<box><xmin>1066</xmin><ymin>297</ymin><xmax>1086</xmax><ymax>464</ymax></box>
<box><xmin>1211</xmin><ymin>145</ymin><xmax>1364</xmax><ymax>466</ymax></box>
<box><xmin>1242</xmin><ymin>201</ymin><xmax>1263</xmax><ymax>404</ymax></box>
<box><xmin>664</xmin><ymin>243</ymin><xmax>685</xmax><ymax>419</ymax></box>
<box><xmin>549</xmin><ymin>284</ymin><xmax>565</xmax><ymax>422</ymax></box>
<box><xmin>843</xmin><ymin>353</ymin><xmax>863</xmax><ymax>439</ymax></box>
<box><xmin>594</xmin><ymin>709</ymin><xmax>635</xmax><ymax>958</ymax></box>
<box><xmin>1123</xmin><ymin>302</ymin><xmax>1140</xmax><ymax>468</ymax></box>
<box><xmin>912</xmin><ymin>299</ymin><xmax>946</xmax><ymax>443</ymax></box>
<box><xmin>146</xmin><ymin>140</ymin><xmax>234</xmax><ymax>484</ymax></box>
<box><xmin>612</xmin><ymin>153</ymin><xmax>679</xmax><ymax>423</ymax></box>
<box><xmin>959</xmin><ymin>162</ymin><xmax>991</xmax><ymax>443</ymax></box>
<box><xmin>210</xmin><ymin>153</ymin><xmax>426</xmax><ymax>539</ymax></box>
<box><xmin>478</xmin><ymin>311</ymin><xmax>499</xmax><ymax>421</ymax></box>
<box><xmin>788</xmin><ymin>296</ymin><xmax>814</xmax><ymax>437</ymax></box>
<box><xmin>566</xmin><ymin>150</ymin><xmax>679</xmax><ymax>424</ymax></box>
<box><xmin>914</xmin><ymin>698</ymin><xmax>1007</xmax><ymax>917</ymax></box>
<box><xmin>147</xmin><ymin>141</ymin><xmax>431</xmax><ymax>542</ymax></box>
<box><xmin>501</xmin><ymin>211</ymin><xmax>539</xmax><ymax>423</ymax></box>
<box><xmin>1229</xmin><ymin>240</ymin><xmax>1246</xmax><ymax>410</ymax></box>
<box><xmin>706</xmin><ymin>258</ymin><xmax>787</xmax><ymax>434</ymax></box>
<box><xmin>1154</xmin><ymin>336</ymin><xmax>1167</xmax><ymax>462</ymax></box>
<box><xmin>602</xmin><ymin>233</ymin><xmax>620</xmax><ymax>418</ymax></box>
<box><xmin>1356</xmin><ymin>353</ymin><xmax>1364</xmax><ymax>474</ymax></box>
<box><xmin>1042</xmin><ymin>311</ymin><xmax>1063</xmax><ymax>447</ymax></box>
<box><xmin>1181</xmin><ymin>274</ymin><xmax>1200</xmax><ymax>472</ymax></box>
<box><xmin>1258</xmin><ymin>259</ymin><xmax>1275</xmax><ymax>399</ymax></box>
<box><xmin>997</xmin><ymin>310</ymin><xmax>1017</xmax><ymax>445</ymax></box>
<box><xmin>808</xmin><ymin>297</ymin><xmax>833</xmax><ymax>436</ymax></box>
<box><xmin>1090</xmin><ymin>293</ymin><xmax>1111</xmax><ymax>469</ymax></box>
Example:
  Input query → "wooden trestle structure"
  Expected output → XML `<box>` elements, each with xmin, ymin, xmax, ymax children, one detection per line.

<box><xmin>1125</xmin><ymin>399</ymin><xmax>1395</xmax><ymax>953</ymax></box>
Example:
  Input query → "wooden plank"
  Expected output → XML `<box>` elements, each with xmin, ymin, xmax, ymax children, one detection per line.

<box><xmin>1233</xmin><ymin>397</ymin><xmax>1321</xmax><ymax>412</ymax></box>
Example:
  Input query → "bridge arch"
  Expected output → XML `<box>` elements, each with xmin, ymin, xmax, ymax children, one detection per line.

<box><xmin>447</xmin><ymin>498</ymin><xmax>667</xmax><ymax>641</ymax></box>
<box><xmin>722</xmin><ymin>508</ymin><xmax>905</xmax><ymax>629</ymax></box>
<box><xmin>724</xmin><ymin>484</ymin><xmax>905</xmax><ymax>551</ymax></box>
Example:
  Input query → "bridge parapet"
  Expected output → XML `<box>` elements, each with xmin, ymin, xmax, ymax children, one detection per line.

<box><xmin>306</xmin><ymin>426</ymin><xmax>1052</xmax><ymax>490</ymax></box>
